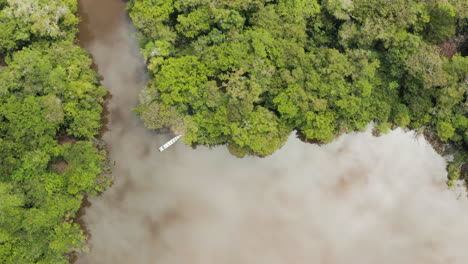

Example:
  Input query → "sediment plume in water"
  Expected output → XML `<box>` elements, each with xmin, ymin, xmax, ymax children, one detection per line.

<box><xmin>77</xmin><ymin>0</ymin><xmax>468</xmax><ymax>263</ymax></box>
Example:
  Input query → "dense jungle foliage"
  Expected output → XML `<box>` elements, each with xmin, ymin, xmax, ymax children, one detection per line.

<box><xmin>129</xmin><ymin>0</ymin><xmax>467</xmax><ymax>172</ymax></box>
<box><xmin>0</xmin><ymin>0</ymin><xmax>109</xmax><ymax>263</ymax></box>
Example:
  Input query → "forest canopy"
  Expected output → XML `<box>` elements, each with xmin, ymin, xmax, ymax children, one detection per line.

<box><xmin>129</xmin><ymin>0</ymin><xmax>468</xmax><ymax>159</ymax></box>
<box><xmin>0</xmin><ymin>0</ymin><xmax>466</xmax><ymax>263</ymax></box>
<box><xmin>0</xmin><ymin>0</ymin><xmax>108</xmax><ymax>263</ymax></box>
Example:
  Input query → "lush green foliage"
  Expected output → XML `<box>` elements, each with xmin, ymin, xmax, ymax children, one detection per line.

<box><xmin>0</xmin><ymin>0</ymin><xmax>78</xmax><ymax>54</ymax></box>
<box><xmin>0</xmin><ymin>1</ymin><xmax>108</xmax><ymax>263</ymax></box>
<box><xmin>129</xmin><ymin>0</ymin><xmax>467</xmax><ymax>158</ymax></box>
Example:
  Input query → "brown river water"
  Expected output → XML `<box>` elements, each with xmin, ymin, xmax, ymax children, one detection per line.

<box><xmin>76</xmin><ymin>1</ymin><xmax>468</xmax><ymax>263</ymax></box>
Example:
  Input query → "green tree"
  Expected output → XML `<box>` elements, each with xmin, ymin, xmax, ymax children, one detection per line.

<box><xmin>0</xmin><ymin>1</ymin><xmax>107</xmax><ymax>262</ymax></box>
<box><xmin>230</xmin><ymin>106</ymin><xmax>289</xmax><ymax>156</ymax></box>
<box><xmin>129</xmin><ymin>0</ymin><xmax>468</xmax><ymax>160</ymax></box>
<box><xmin>437</xmin><ymin>121</ymin><xmax>455</xmax><ymax>141</ymax></box>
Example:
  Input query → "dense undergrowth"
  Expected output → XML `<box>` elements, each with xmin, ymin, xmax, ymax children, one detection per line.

<box><xmin>0</xmin><ymin>0</ymin><xmax>110</xmax><ymax>263</ymax></box>
<box><xmin>129</xmin><ymin>0</ymin><xmax>467</xmax><ymax>177</ymax></box>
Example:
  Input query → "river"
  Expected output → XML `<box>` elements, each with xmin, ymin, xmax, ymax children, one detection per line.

<box><xmin>76</xmin><ymin>1</ymin><xmax>468</xmax><ymax>263</ymax></box>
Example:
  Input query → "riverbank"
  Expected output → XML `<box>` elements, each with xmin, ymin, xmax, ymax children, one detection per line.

<box><xmin>0</xmin><ymin>0</ymin><xmax>112</xmax><ymax>262</ymax></box>
<box><xmin>73</xmin><ymin>1</ymin><xmax>468</xmax><ymax>263</ymax></box>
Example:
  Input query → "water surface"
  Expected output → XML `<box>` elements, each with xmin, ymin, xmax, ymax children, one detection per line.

<box><xmin>76</xmin><ymin>1</ymin><xmax>468</xmax><ymax>263</ymax></box>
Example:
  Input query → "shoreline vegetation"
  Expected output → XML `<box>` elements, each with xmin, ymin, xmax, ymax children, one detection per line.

<box><xmin>0</xmin><ymin>0</ymin><xmax>111</xmax><ymax>263</ymax></box>
<box><xmin>128</xmin><ymin>0</ymin><xmax>467</xmax><ymax>179</ymax></box>
<box><xmin>0</xmin><ymin>0</ymin><xmax>466</xmax><ymax>263</ymax></box>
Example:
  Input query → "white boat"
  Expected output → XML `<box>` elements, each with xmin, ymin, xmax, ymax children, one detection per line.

<box><xmin>159</xmin><ymin>135</ymin><xmax>183</xmax><ymax>152</ymax></box>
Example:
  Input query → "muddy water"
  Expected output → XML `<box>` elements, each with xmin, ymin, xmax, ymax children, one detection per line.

<box><xmin>76</xmin><ymin>1</ymin><xmax>468</xmax><ymax>264</ymax></box>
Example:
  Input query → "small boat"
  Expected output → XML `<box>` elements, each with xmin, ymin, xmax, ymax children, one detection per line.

<box><xmin>159</xmin><ymin>135</ymin><xmax>183</xmax><ymax>152</ymax></box>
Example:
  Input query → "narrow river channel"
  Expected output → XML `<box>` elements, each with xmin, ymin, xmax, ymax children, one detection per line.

<box><xmin>76</xmin><ymin>1</ymin><xmax>468</xmax><ymax>263</ymax></box>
